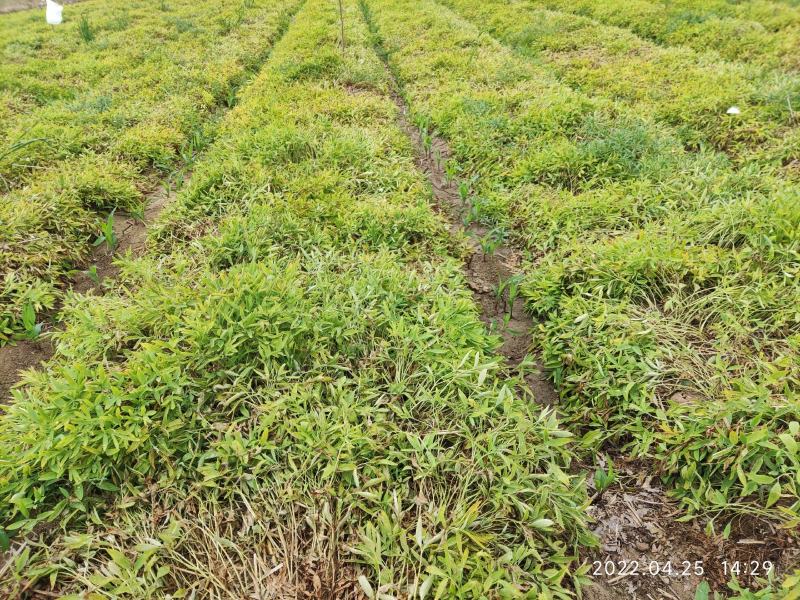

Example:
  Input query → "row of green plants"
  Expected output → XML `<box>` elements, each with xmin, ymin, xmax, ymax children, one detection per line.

<box><xmin>1</xmin><ymin>0</ymin><xmax>270</xmax><ymax>186</ymax></box>
<box><xmin>0</xmin><ymin>0</ymin><xmax>598</xmax><ymax>596</ymax></box>
<box><xmin>361</xmin><ymin>0</ymin><xmax>800</xmax><ymax>549</ymax></box>
<box><xmin>437</xmin><ymin>0</ymin><xmax>800</xmax><ymax>169</ymax></box>
<box><xmin>528</xmin><ymin>0</ymin><xmax>800</xmax><ymax>72</ymax></box>
<box><xmin>627</xmin><ymin>0</ymin><xmax>800</xmax><ymax>32</ymax></box>
<box><xmin>433</xmin><ymin>0</ymin><xmax>800</xmax><ymax>528</ymax></box>
<box><xmin>0</xmin><ymin>0</ymin><xmax>301</xmax><ymax>345</ymax></box>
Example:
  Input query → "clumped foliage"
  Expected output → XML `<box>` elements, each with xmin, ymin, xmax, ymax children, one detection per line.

<box><xmin>2</xmin><ymin>0</ymin><xmax>800</xmax><ymax>596</ymax></box>
<box><xmin>531</xmin><ymin>0</ymin><xmax>800</xmax><ymax>72</ymax></box>
<box><xmin>77</xmin><ymin>15</ymin><xmax>94</xmax><ymax>43</ymax></box>
<box><xmin>0</xmin><ymin>0</ymin><xmax>595</xmax><ymax>597</ymax></box>
<box><xmin>361</xmin><ymin>0</ymin><xmax>800</xmax><ymax>531</ymax></box>
<box><xmin>0</xmin><ymin>0</ymin><xmax>302</xmax><ymax>343</ymax></box>
<box><xmin>0</xmin><ymin>154</ymin><xmax>140</xmax><ymax>344</ymax></box>
<box><xmin>438</xmin><ymin>0</ymin><xmax>800</xmax><ymax>168</ymax></box>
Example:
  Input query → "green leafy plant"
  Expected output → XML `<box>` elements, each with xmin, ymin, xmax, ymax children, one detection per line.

<box><xmin>478</xmin><ymin>226</ymin><xmax>506</xmax><ymax>259</ymax></box>
<box><xmin>77</xmin><ymin>15</ymin><xmax>95</xmax><ymax>43</ymax></box>
<box><xmin>496</xmin><ymin>272</ymin><xmax>523</xmax><ymax>318</ymax></box>
<box><xmin>2</xmin><ymin>0</ymin><xmax>800</xmax><ymax>596</ymax></box>
<box><xmin>20</xmin><ymin>303</ymin><xmax>41</xmax><ymax>340</ymax></box>
<box><xmin>0</xmin><ymin>4</ymin><xmax>595</xmax><ymax>597</ymax></box>
<box><xmin>593</xmin><ymin>456</ymin><xmax>617</xmax><ymax>494</ymax></box>
<box><xmin>85</xmin><ymin>265</ymin><xmax>100</xmax><ymax>284</ymax></box>
<box><xmin>363</xmin><ymin>0</ymin><xmax>800</xmax><ymax>535</ymax></box>
<box><xmin>0</xmin><ymin>0</ymin><xmax>304</xmax><ymax>342</ymax></box>
<box><xmin>93</xmin><ymin>210</ymin><xmax>118</xmax><ymax>252</ymax></box>
<box><xmin>695</xmin><ymin>581</ymin><xmax>710</xmax><ymax>600</ymax></box>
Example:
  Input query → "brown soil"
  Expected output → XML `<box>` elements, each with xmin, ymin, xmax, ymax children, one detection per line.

<box><xmin>0</xmin><ymin>183</ymin><xmax>175</xmax><ymax>404</ymax></box>
<box><xmin>582</xmin><ymin>457</ymin><xmax>799</xmax><ymax>599</ymax></box>
<box><xmin>0</xmin><ymin>338</ymin><xmax>53</xmax><ymax>401</ymax></box>
<box><xmin>379</xmin><ymin>77</ymin><xmax>800</xmax><ymax>599</ymax></box>
<box><xmin>71</xmin><ymin>183</ymin><xmax>173</xmax><ymax>294</ymax></box>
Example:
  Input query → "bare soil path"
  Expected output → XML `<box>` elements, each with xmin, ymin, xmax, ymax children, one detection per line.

<box><xmin>381</xmin><ymin>89</ymin><xmax>558</xmax><ymax>407</ymax></box>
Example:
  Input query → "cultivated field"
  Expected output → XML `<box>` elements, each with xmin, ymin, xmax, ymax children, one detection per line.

<box><xmin>0</xmin><ymin>0</ymin><xmax>798</xmax><ymax>598</ymax></box>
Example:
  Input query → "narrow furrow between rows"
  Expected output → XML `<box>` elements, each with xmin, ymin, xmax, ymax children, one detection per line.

<box><xmin>380</xmin><ymin>82</ymin><xmax>559</xmax><ymax>407</ymax></box>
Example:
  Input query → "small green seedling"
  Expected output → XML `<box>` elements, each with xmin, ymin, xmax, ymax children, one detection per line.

<box><xmin>496</xmin><ymin>272</ymin><xmax>523</xmax><ymax>318</ymax></box>
<box><xmin>432</xmin><ymin>147</ymin><xmax>442</xmax><ymax>170</ymax></box>
<box><xmin>21</xmin><ymin>303</ymin><xmax>42</xmax><ymax>340</ymax></box>
<box><xmin>594</xmin><ymin>457</ymin><xmax>616</xmax><ymax>494</ymax></box>
<box><xmin>479</xmin><ymin>226</ymin><xmax>507</xmax><ymax>259</ymax></box>
<box><xmin>457</xmin><ymin>174</ymin><xmax>480</xmax><ymax>206</ymax></box>
<box><xmin>130</xmin><ymin>204</ymin><xmax>145</xmax><ymax>222</ymax></box>
<box><xmin>78</xmin><ymin>16</ymin><xmax>95</xmax><ymax>43</ymax></box>
<box><xmin>421</xmin><ymin>130</ymin><xmax>433</xmax><ymax>155</ymax></box>
<box><xmin>458</xmin><ymin>181</ymin><xmax>470</xmax><ymax>204</ymax></box>
<box><xmin>444</xmin><ymin>161</ymin><xmax>459</xmax><ymax>184</ymax></box>
<box><xmin>94</xmin><ymin>210</ymin><xmax>118</xmax><ymax>252</ymax></box>
<box><xmin>463</xmin><ymin>196</ymin><xmax>489</xmax><ymax>226</ymax></box>
<box><xmin>415</xmin><ymin>117</ymin><xmax>434</xmax><ymax>156</ymax></box>
<box><xmin>85</xmin><ymin>265</ymin><xmax>100</xmax><ymax>284</ymax></box>
<box><xmin>179</xmin><ymin>128</ymin><xmax>205</xmax><ymax>163</ymax></box>
<box><xmin>225</xmin><ymin>86</ymin><xmax>238</xmax><ymax>108</ymax></box>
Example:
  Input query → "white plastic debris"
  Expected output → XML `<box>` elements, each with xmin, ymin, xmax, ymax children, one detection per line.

<box><xmin>726</xmin><ymin>106</ymin><xmax>741</xmax><ymax>115</ymax></box>
<box><xmin>45</xmin><ymin>0</ymin><xmax>63</xmax><ymax>25</ymax></box>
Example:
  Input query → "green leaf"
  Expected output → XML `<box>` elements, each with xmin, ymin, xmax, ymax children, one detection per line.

<box><xmin>419</xmin><ymin>575</ymin><xmax>434</xmax><ymax>599</ymax></box>
<box><xmin>107</xmin><ymin>548</ymin><xmax>132</xmax><ymax>570</ymax></box>
<box><xmin>694</xmin><ymin>581</ymin><xmax>710</xmax><ymax>600</ymax></box>
<box><xmin>778</xmin><ymin>433</ymin><xmax>797</xmax><ymax>454</ymax></box>
<box><xmin>766</xmin><ymin>481</ymin><xmax>781</xmax><ymax>508</ymax></box>
<box><xmin>531</xmin><ymin>518</ymin><xmax>554</xmax><ymax>529</ymax></box>
<box><xmin>358</xmin><ymin>575</ymin><xmax>375</xmax><ymax>599</ymax></box>
<box><xmin>750</xmin><ymin>473</ymin><xmax>774</xmax><ymax>486</ymax></box>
